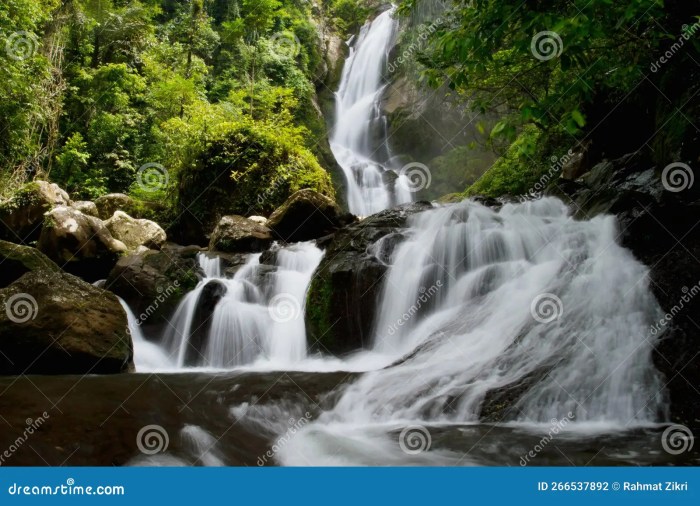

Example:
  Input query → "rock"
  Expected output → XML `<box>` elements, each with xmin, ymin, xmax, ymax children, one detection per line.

<box><xmin>0</xmin><ymin>240</ymin><xmax>60</xmax><ymax>288</ymax></box>
<box><xmin>181</xmin><ymin>280</ymin><xmax>228</xmax><ymax>366</ymax></box>
<box><xmin>0</xmin><ymin>181</ymin><xmax>71</xmax><ymax>243</ymax></box>
<box><xmin>37</xmin><ymin>206</ymin><xmax>127</xmax><ymax>282</ymax></box>
<box><xmin>71</xmin><ymin>200</ymin><xmax>100</xmax><ymax>217</ymax></box>
<box><xmin>306</xmin><ymin>201</ymin><xmax>433</xmax><ymax>354</ymax></box>
<box><xmin>106</xmin><ymin>244</ymin><xmax>202</xmax><ymax>331</ymax></box>
<box><xmin>104</xmin><ymin>211</ymin><xmax>167</xmax><ymax>250</ymax></box>
<box><xmin>209</xmin><ymin>216</ymin><xmax>273</xmax><ymax>253</ymax></box>
<box><xmin>247</xmin><ymin>216</ymin><xmax>268</xmax><ymax>225</ymax></box>
<box><xmin>267</xmin><ymin>189</ymin><xmax>347</xmax><ymax>242</ymax></box>
<box><xmin>0</xmin><ymin>270</ymin><xmax>132</xmax><ymax>375</ymax></box>
<box><xmin>94</xmin><ymin>193</ymin><xmax>135</xmax><ymax>220</ymax></box>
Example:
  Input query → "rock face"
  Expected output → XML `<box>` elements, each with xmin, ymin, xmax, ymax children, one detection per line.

<box><xmin>37</xmin><ymin>206</ymin><xmax>127</xmax><ymax>281</ymax></box>
<box><xmin>306</xmin><ymin>202</ymin><xmax>433</xmax><ymax>354</ymax></box>
<box><xmin>209</xmin><ymin>215</ymin><xmax>274</xmax><ymax>253</ymax></box>
<box><xmin>0</xmin><ymin>181</ymin><xmax>71</xmax><ymax>243</ymax></box>
<box><xmin>0</xmin><ymin>240</ymin><xmax>60</xmax><ymax>288</ymax></box>
<box><xmin>94</xmin><ymin>193</ymin><xmax>135</xmax><ymax>220</ymax></box>
<box><xmin>0</xmin><ymin>270</ymin><xmax>133</xmax><ymax>375</ymax></box>
<box><xmin>548</xmin><ymin>153</ymin><xmax>700</xmax><ymax>426</ymax></box>
<box><xmin>105</xmin><ymin>211</ymin><xmax>167</xmax><ymax>250</ymax></box>
<box><xmin>106</xmin><ymin>244</ymin><xmax>202</xmax><ymax>331</ymax></box>
<box><xmin>267</xmin><ymin>189</ymin><xmax>348</xmax><ymax>242</ymax></box>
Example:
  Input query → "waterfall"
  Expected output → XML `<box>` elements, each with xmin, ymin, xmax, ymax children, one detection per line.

<box><xmin>161</xmin><ymin>243</ymin><xmax>324</xmax><ymax>369</ymax></box>
<box><xmin>331</xmin><ymin>7</ymin><xmax>413</xmax><ymax>216</ymax></box>
<box><xmin>278</xmin><ymin>197</ymin><xmax>668</xmax><ymax>464</ymax></box>
<box><xmin>118</xmin><ymin>298</ymin><xmax>173</xmax><ymax>371</ymax></box>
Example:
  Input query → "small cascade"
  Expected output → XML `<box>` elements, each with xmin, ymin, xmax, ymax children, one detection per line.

<box><xmin>331</xmin><ymin>7</ymin><xmax>412</xmax><ymax>216</ymax></box>
<box><xmin>162</xmin><ymin>242</ymin><xmax>323</xmax><ymax>369</ymax></box>
<box><xmin>118</xmin><ymin>298</ymin><xmax>173</xmax><ymax>371</ymax></box>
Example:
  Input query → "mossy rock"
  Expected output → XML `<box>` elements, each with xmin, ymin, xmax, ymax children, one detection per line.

<box><xmin>0</xmin><ymin>240</ymin><xmax>60</xmax><ymax>288</ymax></box>
<box><xmin>0</xmin><ymin>270</ymin><xmax>132</xmax><ymax>375</ymax></box>
<box><xmin>268</xmin><ymin>189</ymin><xmax>346</xmax><ymax>242</ymax></box>
<box><xmin>0</xmin><ymin>181</ymin><xmax>71</xmax><ymax>244</ymax></box>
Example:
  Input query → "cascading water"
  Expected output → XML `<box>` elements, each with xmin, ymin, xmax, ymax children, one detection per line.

<box><xmin>161</xmin><ymin>242</ymin><xmax>323</xmax><ymax>369</ymax></box>
<box><xmin>118</xmin><ymin>298</ymin><xmax>173</xmax><ymax>371</ymax></box>
<box><xmin>331</xmin><ymin>7</ymin><xmax>413</xmax><ymax>216</ymax></box>
<box><xmin>278</xmin><ymin>197</ymin><xmax>668</xmax><ymax>465</ymax></box>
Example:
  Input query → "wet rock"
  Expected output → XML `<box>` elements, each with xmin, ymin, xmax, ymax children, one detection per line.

<box><xmin>306</xmin><ymin>201</ymin><xmax>433</xmax><ymax>354</ymax></box>
<box><xmin>106</xmin><ymin>243</ymin><xmax>202</xmax><ymax>331</ymax></box>
<box><xmin>0</xmin><ymin>270</ymin><xmax>132</xmax><ymax>375</ymax></box>
<box><xmin>209</xmin><ymin>215</ymin><xmax>273</xmax><ymax>253</ymax></box>
<box><xmin>182</xmin><ymin>280</ymin><xmax>228</xmax><ymax>366</ymax></box>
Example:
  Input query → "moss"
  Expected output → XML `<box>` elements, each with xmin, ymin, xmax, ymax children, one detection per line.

<box><xmin>306</xmin><ymin>271</ymin><xmax>335</xmax><ymax>350</ymax></box>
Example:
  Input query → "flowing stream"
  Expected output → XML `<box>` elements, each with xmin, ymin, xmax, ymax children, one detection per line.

<box><xmin>331</xmin><ymin>6</ymin><xmax>413</xmax><ymax>216</ymax></box>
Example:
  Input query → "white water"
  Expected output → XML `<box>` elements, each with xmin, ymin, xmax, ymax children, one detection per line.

<box><xmin>331</xmin><ymin>7</ymin><xmax>413</xmax><ymax>216</ymax></box>
<box><xmin>161</xmin><ymin>243</ymin><xmax>324</xmax><ymax>369</ymax></box>
<box><xmin>278</xmin><ymin>197</ymin><xmax>668</xmax><ymax>465</ymax></box>
<box><xmin>118</xmin><ymin>298</ymin><xmax>173</xmax><ymax>370</ymax></box>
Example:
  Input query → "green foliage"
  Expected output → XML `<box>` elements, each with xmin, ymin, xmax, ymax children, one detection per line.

<box><xmin>53</xmin><ymin>132</ymin><xmax>107</xmax><ymax>199</ymax></box>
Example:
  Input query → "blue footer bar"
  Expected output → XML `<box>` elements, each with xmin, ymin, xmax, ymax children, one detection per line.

<box><xmin>0</xmin><ymin>468</ymin><xmax>698</xmax><ymax>505</ymax></box>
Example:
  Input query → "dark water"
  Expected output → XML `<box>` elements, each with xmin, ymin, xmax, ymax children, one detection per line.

<box><xmin>0</xmin><ymin>373</ymin><xmax>697</xmax><ymax>466</ymax></box>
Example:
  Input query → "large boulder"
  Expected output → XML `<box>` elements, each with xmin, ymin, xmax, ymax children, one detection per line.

<box><xmin>267</xmin><ymin>189</ymin><xmax>348</xmax><ymax>242</ymax></box>
<box><xmin>306</xmin><ymin>201</ymin><xmax>433</xmax><ymax>354</ymax></box>
<box><xmin>0</xmin><ymin>181</ymin><xmax>71</xmax><ymax>243</ymax></box>
<box><xmin>106</xmin><ymin>244</ymin><xmax>202</xmax><ymax>331</ymax></box>
<box><xmin>104</xmin><ymin>211</ymin><xmax>167</xmax><ymax>250</ymax></box>
<box><xmin>0</xmin><ymin>270</ymin><xmax>133</xmax><ymax>375</ymax></box>
<box><xmin>0</xmin><ymin>240</ymin><xmax>60</xmax><ymax>288</ymax></box>
<box><xmin>37</xmin><ymin>206</ymin><xmax>127</xmax><ymax>281</ymax></box>
<box><xmin>94</xmin><ymin>193</ymin><xmax>135</xmax><ymax>220</ymax></box>
<box><xmin>209</xmin><ymin>215</ymin><xmax>273</xmax><ymax>253</ymax></box>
